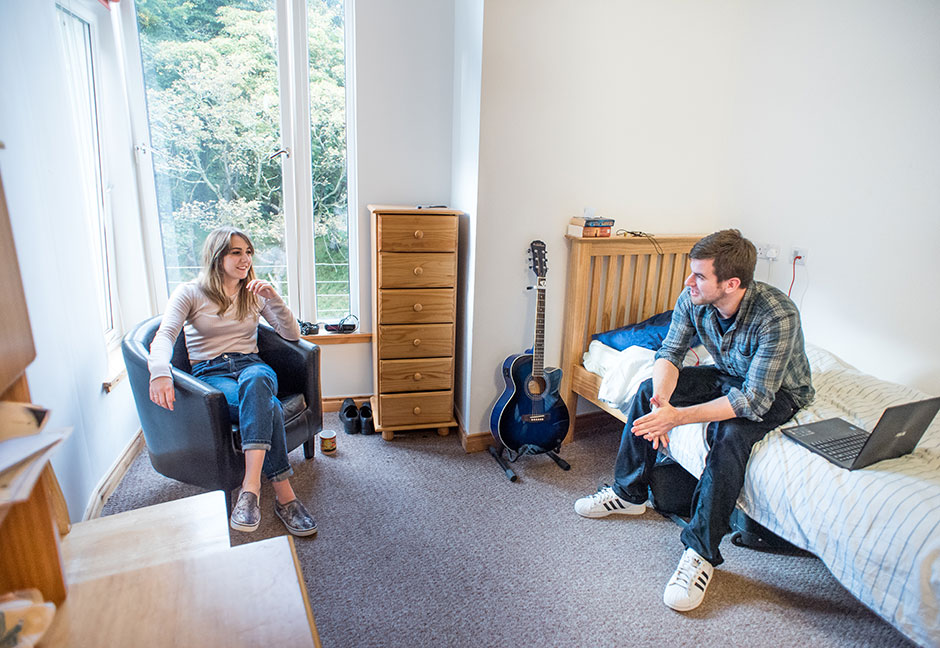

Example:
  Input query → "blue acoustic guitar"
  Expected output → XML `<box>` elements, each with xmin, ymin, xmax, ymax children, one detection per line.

<box><xmin>489</xmin><ymin>240</ymin><xmax>571</xmax><ymax>477</ymax></box>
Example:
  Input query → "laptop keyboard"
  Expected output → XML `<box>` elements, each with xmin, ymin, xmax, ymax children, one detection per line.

<box><xmin>810</xmin><ymin>432</ymin><xmax>869</xmax><ymax>463</ymax></box>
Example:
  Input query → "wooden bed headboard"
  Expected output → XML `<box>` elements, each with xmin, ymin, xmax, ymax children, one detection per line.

<box><xmin>558</xmin><ymin>234</ymin><xmax>704</xmax><ymax>441</ymax></box>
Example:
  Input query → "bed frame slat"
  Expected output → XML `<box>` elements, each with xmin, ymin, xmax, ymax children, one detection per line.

<box><xmin>588</xmin><ymin>257</ymin><xmax>603</xmax><ymax>336</ymax></box>
<box><xmin>601</xmin><ymin>256</ymin><xmax>619</xmax><ymax>333</ymax></box>
<box><xmin>615</xmin><ymin>255</ymin><xmax>634</xmax><ymax>329</ymax></box>
<box><xmin>559</xmin><ymin>234</ymin><xmax>704</xmax><ymax>442</ymax></box>
<box><xmin>668</xmin><ymin>253</ymin><xmax>687</xmax><ymax>306</ymax></box>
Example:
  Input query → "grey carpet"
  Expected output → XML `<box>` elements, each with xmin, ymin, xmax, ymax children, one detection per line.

<box><xmin>102</xmin><ymin>413</ymin><xmax>914</xmax><ymax>647</ymax></box>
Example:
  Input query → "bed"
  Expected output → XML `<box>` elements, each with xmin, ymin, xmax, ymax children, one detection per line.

<box><xmin>558</xmin><ymin>234</ymin><xmax>940</xmax><ymax>648</ymax></box>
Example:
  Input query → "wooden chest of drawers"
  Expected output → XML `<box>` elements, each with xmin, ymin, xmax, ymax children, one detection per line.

<box><xmin>369</xmin><ymin>205</ymin><xmax>461</xmax><ymax>440</ymax></box>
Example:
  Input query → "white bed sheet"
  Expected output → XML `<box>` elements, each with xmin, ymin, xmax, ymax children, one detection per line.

<box><xmin>582</xmin><ymin>341</ymin><xmax>940</xmax><ymax>647</ymax></box>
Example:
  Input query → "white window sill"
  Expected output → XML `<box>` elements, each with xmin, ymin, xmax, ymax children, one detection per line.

<box><xmin>103</xmin><ymin>342</ymin><xmax>127</xmax><ymax>393</ymax></box>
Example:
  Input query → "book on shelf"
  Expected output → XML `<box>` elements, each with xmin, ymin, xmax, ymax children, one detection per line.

<box><xmin>0</xmin><ymin>401</ymin><xmax>50</xmax><ymax>441</ymax></box>
<box><xmin>0</xmin><ymin>401</ymin><xmax>67</xmax><ymax>505</ymax></box>
<box><xmin>570</xmin><ymin>216</ymin><xmax>615</xmax><ymax>228</ymax></box>
<box><xmin>0</xmin><ymin>428</ymin><xmax>69</xmax><ymax>505</ymax></box>
<box><xmin>567</xmin><ymin>224</ymin><xmax>611</xmax><ymax>238</ymax></box>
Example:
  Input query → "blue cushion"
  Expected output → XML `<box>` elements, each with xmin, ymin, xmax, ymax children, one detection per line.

<box><xmin>591</xmin><ymin>311</ymin><xmax>700</xmax><ymax>351</ymax></box>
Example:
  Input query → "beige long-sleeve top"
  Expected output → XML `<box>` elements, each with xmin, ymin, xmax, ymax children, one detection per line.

<box><xmin>148</xmin><ymin>282</ymin><xmax>301</xmax><ymax>382</ymax></box>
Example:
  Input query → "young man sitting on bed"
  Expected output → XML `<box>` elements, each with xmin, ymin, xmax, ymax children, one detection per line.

<box><xmin>574</xmin><ymin>228</ymin><xmax>815</xmax><ymax>612</ymax></box>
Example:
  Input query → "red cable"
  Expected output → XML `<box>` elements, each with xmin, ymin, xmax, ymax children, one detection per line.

<box><xmin>788</xmin><ymin>256</ymin><xmax>801</xmax><ymax>297</ymax></box>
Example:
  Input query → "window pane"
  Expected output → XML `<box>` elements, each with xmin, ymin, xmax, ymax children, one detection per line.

<box><xmin>308</xmin><ymin>0</ymin><xmax>349</xmax><ymax>321</ymax></box>
<box><xmin>57</xmin><ymin>5</ymin><xmax>114</xmax><ymax>334</ymax></box>
<box><xmin>135</xmin><ymin>1</ymin><xmax>288</xmax><ymax>298</ymax></box>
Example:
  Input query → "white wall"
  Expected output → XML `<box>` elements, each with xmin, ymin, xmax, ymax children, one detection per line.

<box><xmin>466</xmin><ymin>0</ymin><xmax>940</xmax><ymax>436</ymax></box>
<box><xmin>450</xmin><ymin>0</ymin><xmax>484</xmax><ymax>425</ymax></box>
<box><xmin>0</xmin><ymin>2</ymin><xmax>151</xmax><ymax>520</ymax></box>
<box><xmin>325</xmin><ymin>0</ymin><xmax>457</xmax><ymax>399</ymax></box>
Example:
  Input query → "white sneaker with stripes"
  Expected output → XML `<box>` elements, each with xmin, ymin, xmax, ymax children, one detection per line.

<box><xmin>663</xmin><ymin>547</ymin><xmax>714</xmax><ymax>612</ymax></box>
<box><xmin>574</xmin><ymin>486</ymin><xmax>646</xmax><ymax>518</ymax></box>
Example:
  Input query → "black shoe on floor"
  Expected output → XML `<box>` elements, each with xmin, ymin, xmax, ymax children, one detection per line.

<box><xmin>340</xmin><ymin>398</ymin><xmax>361</xmax><ymax>434</ymax></box>
<box><xmin>359</xmin><ymin>402</ymin><xmax>375</xmax><ymax>435</ymax></box>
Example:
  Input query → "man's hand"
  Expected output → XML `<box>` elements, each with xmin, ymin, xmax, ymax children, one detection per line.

<box><xmin>149</xmin><ymin>376</ymin><xmax>175</xmax><ymax>411</ymax></box>
<box><xmin>246</xmin><ymin>279</ymin><xmax>278</xmax><ymax>300</ymax></box>
<box><xmin>632</xmin><ymin>395</ymin><xmax>683</xmax><ymax>450</ymax></box>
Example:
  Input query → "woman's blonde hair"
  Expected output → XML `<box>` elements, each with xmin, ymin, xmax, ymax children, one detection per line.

<box><xmin>197</xmin><ymin>227</ymin><xmax>259</xmax><ymax>319</ymax></box>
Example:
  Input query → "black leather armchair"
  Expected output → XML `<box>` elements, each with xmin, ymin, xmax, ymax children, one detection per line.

<box><xmin>122</xmin><ymin>315</ymin><xmax>322</xmax><ymax>510</ymax></box>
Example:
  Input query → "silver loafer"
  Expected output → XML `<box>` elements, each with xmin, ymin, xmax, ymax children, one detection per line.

<box><xmin>230</xmin><ymin>490</ymin><xmax>261</xmax><ymax>532</ymax></box>
<box><xmin>275</xmin><ymin>498</ymin><xmax>317</xmax><ymax>537</ymax></box>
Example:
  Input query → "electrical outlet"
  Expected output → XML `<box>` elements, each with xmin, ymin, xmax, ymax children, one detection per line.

<box><xmin>791</xmin><ymin>247</ymin><xmax>807</xmax><ymax>265</ymax></box>
<box><xmin>756</xmin><ymin>243</ymin><xmax>780</xmax><ymax>261</ymax></box>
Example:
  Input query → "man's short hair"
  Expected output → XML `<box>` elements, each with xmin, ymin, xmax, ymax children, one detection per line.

<box><xmin>690</xmin><ymin>229</ymin><xmax>756</xmax><ymax>288</ymax></box>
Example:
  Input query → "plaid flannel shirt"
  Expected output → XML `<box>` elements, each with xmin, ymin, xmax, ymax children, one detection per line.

<box><xmin>655</xmin><ymin>281</ymin><xmax>815</xmax><ymax>421</ymax></box>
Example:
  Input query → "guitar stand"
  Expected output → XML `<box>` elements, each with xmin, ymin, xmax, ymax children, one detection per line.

<box><xmin>545</xmin><ymin>450</ymin><xmax>571</xmax><ymax>471</ymax></box>
<box><xmin>488</xmin><ymin>446</ymin><xmax>517</xmax><ymax>482</ymax></box>
<box><xmin>489</xmin><ymin>445</ymin><xmax>570</xmax><ymax>482</ymax></box>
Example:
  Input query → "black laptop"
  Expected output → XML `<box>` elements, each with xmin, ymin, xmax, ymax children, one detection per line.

<box><xmin>781</xmin><ymin>396</ymin><xmax>940</xmax><ymax>470</ymax></box>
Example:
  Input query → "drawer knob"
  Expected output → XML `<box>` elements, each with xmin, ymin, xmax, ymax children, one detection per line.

<box><xmin>413</xmin><ymin>338</ymin><xmax>421</xmax><ymax>346</ymax></box>
<box><xmin>414</xmin><ymin>230</ymin><xmax>424</xmax><ymax>239</ymax></box>
<box><xmin>413</xmin><ymin>406</ymin><xmax>422</xmax><ymax>415</ymax></box>
<box><xmin>413</xmin><ymin>266</ymin><xmax>423</xmax><ymax>276</ymax></box>
<box><xmin>413</xmin><ymin>372</ymin><xmax>422</xmax><ymax>381</ymax></box>
<box><xmin>413</xmin><ymin>303</ymin><xmax>423</xmax><ymax>312</ymax></box>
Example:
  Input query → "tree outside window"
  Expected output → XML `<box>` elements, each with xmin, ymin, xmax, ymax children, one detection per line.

<box><xmin>136</xmin><ymin>0</ymin><xmax>350</xmax><ymax>319</ymax></box>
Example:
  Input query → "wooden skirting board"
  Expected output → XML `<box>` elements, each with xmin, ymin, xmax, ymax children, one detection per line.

<box><xmin>321</xmin><ymin>395</ymin><xmax>372</xmax><ymax>413</ymax></box>
<box><xmin>82</xmin><ymin>430</ymin><xmax>146</xmax><ymax>521</ymax></box>
<box><xmin>466</xmin><ymin>412</ymin><xmax>616</xmax><ymax>454</ymax></box>
<box><xmin>460</xmin><ymin>430</ymin><xmax>492</xmax><ymax>453</ymax></box>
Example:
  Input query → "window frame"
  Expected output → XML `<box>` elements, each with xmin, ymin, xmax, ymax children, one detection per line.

<box><xmin>56</xmin><ymin>0</ymin><xmax>125</xmax><ymax>347</ymax></box>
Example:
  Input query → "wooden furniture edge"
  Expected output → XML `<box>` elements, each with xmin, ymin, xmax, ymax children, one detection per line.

<box><xmin>571</xmin><ymin>365</ymin><xmax>629</xmax><ymax>423</ymax></box>
<box><xmin>43</xmin><ymin>536</ymin><xmax>319</xmax><ymax>647</ymax></box>
<box><xmin>288</xmin><ymin>534</ymin><xmax>323</xmax><ymax>648</ymax></box>
<box><xmin>559</xmin><ymin>237</ymin><xmax>591</xmax><ymax>443</ymax></box>
<box><xmin>302</xmin><ymin>332</ymin><xmax>372</xmax><ymax>345</ymax></box>
<box><xmin>0</xmin><ymin>468</ymin><xmax>67</xmax><ymax>604</ymax></box>
<box><xmin>62</xmin><ymin>490</ymin><xmax>231</xmax><ymax>585</ymax></box>
<box><xmin>367</xmin><ymin>204</ymin><xmax>463</xmax><ymax>215</ymax></box>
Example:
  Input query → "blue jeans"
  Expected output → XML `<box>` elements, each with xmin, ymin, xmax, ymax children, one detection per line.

<box><xmin>612</xmin><ymin>366</ymin><xmax>797</xmax><ymax>566</ymax></box>
<box><xmin>191</xmin><ymin>353</ymin><xmax>293</xmax><ymax>482</ymax></box>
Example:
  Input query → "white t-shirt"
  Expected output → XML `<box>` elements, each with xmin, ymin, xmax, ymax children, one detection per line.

<box><xmin>148</xmin><ymin>282</ymin><xmax>301</xmax><ymax>382</ymax></box>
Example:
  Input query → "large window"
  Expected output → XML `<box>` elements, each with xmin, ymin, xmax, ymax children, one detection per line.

<box><xmin>134</xmin><ymin>0</ymin><xmax>351</xmax><ymax>321</ymax></box>
<box><xmin>57</xmin><ymin>2</ymin><xmax>123</xmax><ymax>343</ymax></box>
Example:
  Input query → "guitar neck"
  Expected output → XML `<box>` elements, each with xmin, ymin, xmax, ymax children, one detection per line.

<box><xmin>533</xmin><ymin>286</ymin><xmax>545</xmax><ymax>377</ymax></box>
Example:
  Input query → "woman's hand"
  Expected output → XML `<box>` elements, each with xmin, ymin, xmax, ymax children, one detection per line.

<box><xmin>149</xmin><ymin>376</ymin><xmax>175</xmax><ymax>411</ymax></box>
<box><xmin>246</xmin><ymin>279</ymin><xmax>278</xmax><ymax>300</ymax></box>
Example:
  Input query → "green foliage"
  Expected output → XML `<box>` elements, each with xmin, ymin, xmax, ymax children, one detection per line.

<box><xmin>138</xmin><ymin>0</ymin><xmax>350</xmax><ymax>317</ymax></box>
